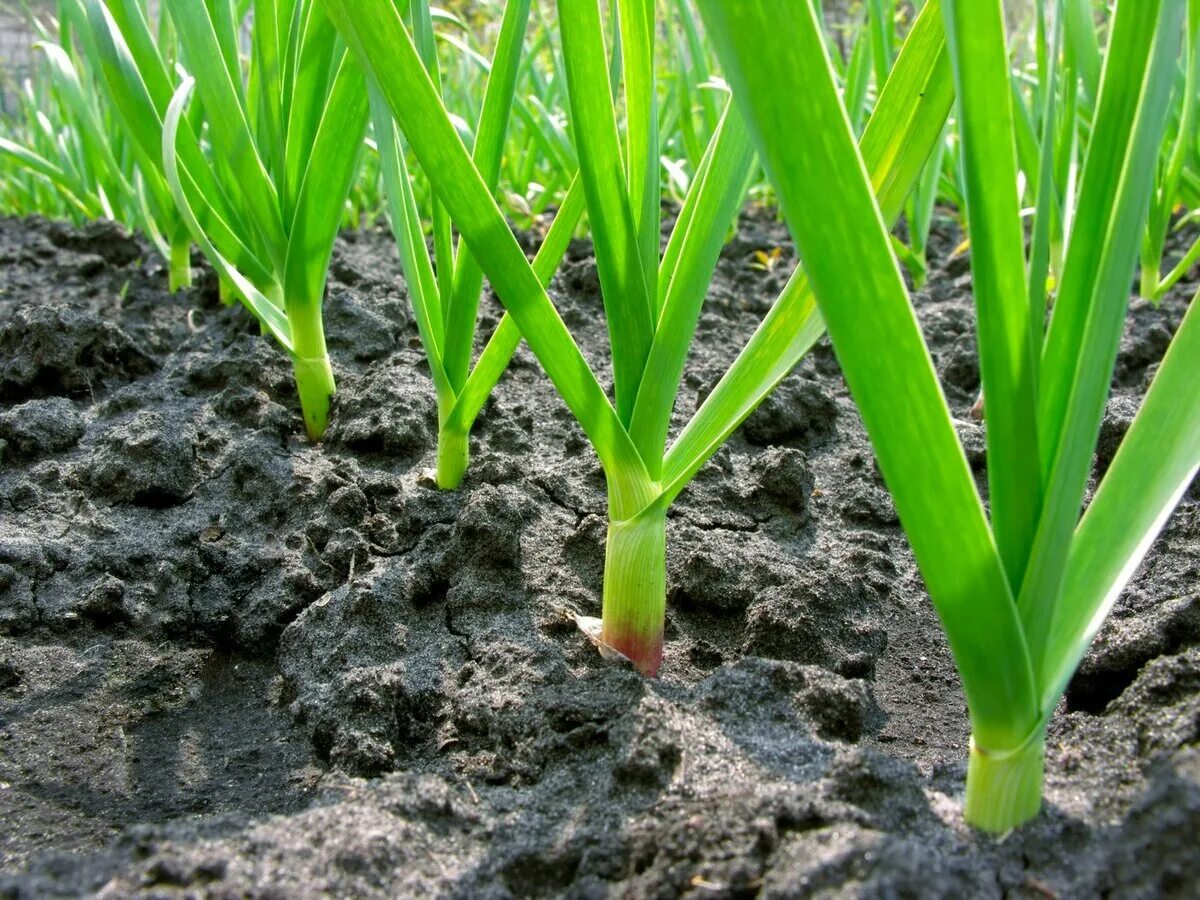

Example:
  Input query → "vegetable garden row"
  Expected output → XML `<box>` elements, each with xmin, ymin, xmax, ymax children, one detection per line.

<box><xmin>1</xmin><ymin>0</ymin><xmax>1198</xmax><ymax>835</ymax></box>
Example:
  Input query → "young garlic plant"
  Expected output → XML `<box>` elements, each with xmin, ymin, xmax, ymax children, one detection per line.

<box><xmin>369</xmin><ymin>0</ymin><xmax>585</xmax><ymax>489</ymax></box>
<box><xmin>1</xmin><ymin>0</ymin><xmax>195</xmax><ymax>290</ymax></box>
<box><xmin>325</xmin><ymin>0</ymin><xmax>954</xmax><ymax>676</ymax></box>
<box><xmin>701</xmin><ymin>0</ymin><xmax>1199</xmax><ymax>832</ymax></box>
<box><xmin>88</xmin><ymin>0</ymin><xmax>369</xmax><ymax>440</ymax></box>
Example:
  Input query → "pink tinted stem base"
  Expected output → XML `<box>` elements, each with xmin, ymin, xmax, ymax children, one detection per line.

<box><xmin>601</xmin><ymin>507</ymin><xmax>667</xmax><ymax>677</ymax></box>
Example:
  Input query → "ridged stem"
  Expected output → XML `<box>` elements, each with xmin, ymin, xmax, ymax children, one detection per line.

<box><xmin>168</xmin><ymin>239</ymin><xmax>192</xmax><ymax>293</ymax></box>
<box><xmin>436</xmin><ymin>424</ymin><xmax>470</xmax><ymax>489</ymax></box>
<box><xmin>292</xmin><ymin>354</ymin><xmax>336</xmax><ymax>442</ymax></box>
<box><xmin>601</xmin><ymin>505</ymin><xmax>667</xmax><ymax>677</ymax></box>
<box><xmin>218</xmin><ymin>276</ymin><xmax>237</xmax><ymax>307</ymax></box>
<box><xmin>290</xmin><ymin>295</ymin><xmax>336</xmax><ymax>442</ymax></box>
<box><xmin>964</xmin><ymin>725</ymin><xmax>1046</xmax><ymax>832</ymax></box>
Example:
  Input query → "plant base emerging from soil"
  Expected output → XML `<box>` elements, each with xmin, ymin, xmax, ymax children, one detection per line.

<box><xmin>435</xmin><ymin>425</ymin><xmax>471</xmax><ymax>490</ymax></box>
<box><xmin>167</xmin><ymin>239</ymin><xmax>192</xmax><ymax>293</ymax></box>
<box><xmin>293</xmin><ymin>353</ymin><xmax>338</xmax><ymax>444</ymax></box>
<box><xmin>965</xmin><ymin>727</ymin><xmax>1046</xmax><ymax>834</ymax></box>
<box><xmin>601</xmin><ymin>506</ymin><xmax>667</xmax><ymax>676</ymax></box>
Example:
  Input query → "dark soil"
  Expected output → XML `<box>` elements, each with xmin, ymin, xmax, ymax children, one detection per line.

<box><xmin>0</xmin><ymin>211</ymin><xmax>1197</xmax><ymax>899</ymax></box>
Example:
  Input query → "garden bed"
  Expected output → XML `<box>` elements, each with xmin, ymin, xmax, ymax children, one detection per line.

<box><xmin>0</xmin><ymin>211</ymin><xmax>1196</xmax><ymax>897</ymax></box>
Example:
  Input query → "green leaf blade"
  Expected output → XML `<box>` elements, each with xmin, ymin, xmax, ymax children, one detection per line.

<box><xmin>698</xmin><ymin>0</ymin><xmax>1039</xmax><ymax>750</ymax></box>
<box><xmin>283</xmin><ymin>51</ymin><xmax>369</xmax><ymax>317</ymax></box>
<box><xmin>628</xmin><ymin>98</ymin><xmax>755</xmax><ymax>477</ymax></box>
<box><xmin>942</xmin><ymin>0</ymin><xmax>1044</xmax><ymax>595</ymax></box>
<box><xmin>556</xmin><ymin>0</ymin><xmax>655</xmax><ymax>426</ymax></box>
<box><xmin>664</xmin><ymin>0</ymin><xmax>956</xmax><ymax>508</ymax></box>
<box><xmin>1020</xmin><ymin>0</ymin><xmax>1184</xmax><ymax>679</ymax></box>
<box><xmin>1043</xmin><ymin>290</ymin><xmax>1200</xmax><ymax>710</ymax></box>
